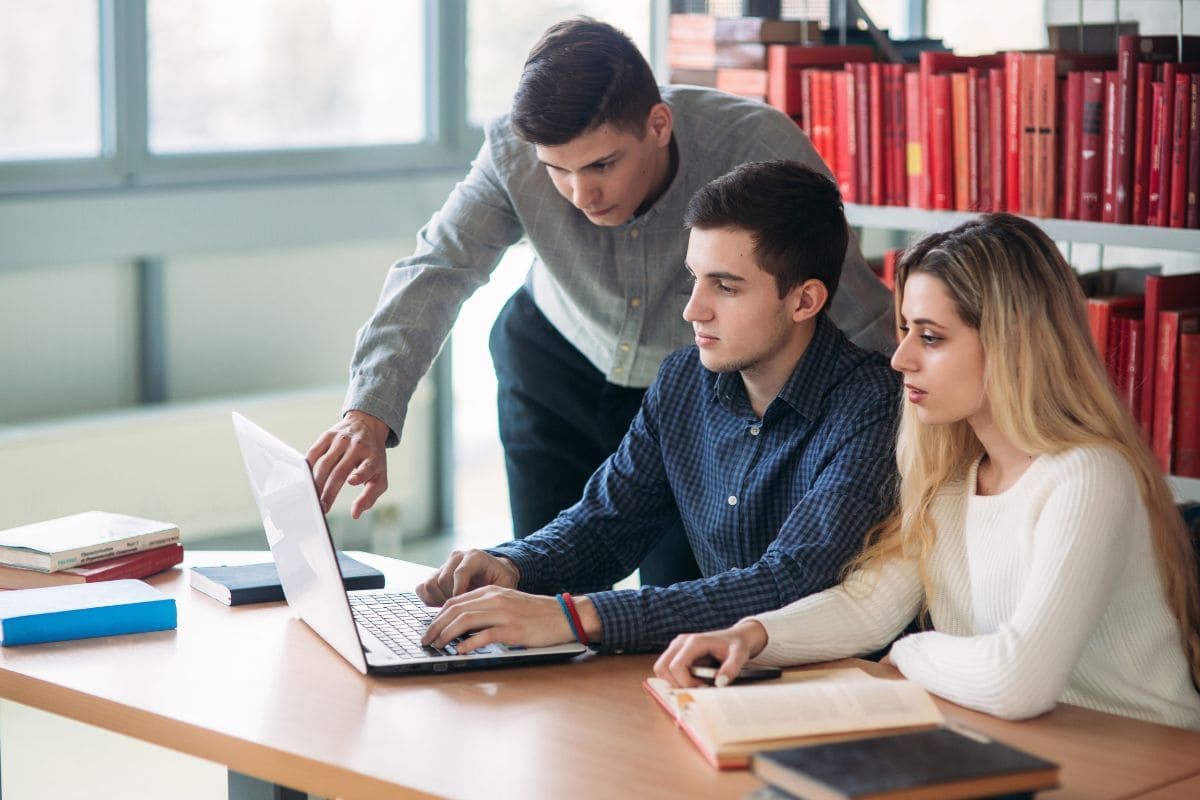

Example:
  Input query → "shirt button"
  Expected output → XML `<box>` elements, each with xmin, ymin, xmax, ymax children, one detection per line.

<box><xmin>749</xmin><ymin>426</ymin><xmax>761</xmax><ymax>436</ymax></box>
<box><xmin>630</xmin><ymin>228</ymin><xmax>640</xmax><ymax>239</ymax></box>
<box><xmin>620</xmin><ymin>343</ymin><xmax>631</xmax><ymax>352</ymax></box>
<box><xmin>727</xmin><ymin>495</ymin><xmax>738</xmax><ymax>506</ymax></box>
<box><xmin>630</xmin><ymin>298</ymin><xmax>641</xmax><ymax>308</ymax></box>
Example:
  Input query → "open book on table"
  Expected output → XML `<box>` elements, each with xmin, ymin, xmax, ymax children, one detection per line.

<box><xmin>643</xmin><ymin>667</ymin><xmax>945</xmax><ymax>769</ymax></box>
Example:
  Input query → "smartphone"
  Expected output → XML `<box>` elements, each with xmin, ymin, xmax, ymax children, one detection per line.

<box><xmin>689</xmin><ymin>663</ymin><xmax>782</xmax><ymax>685</ymax></box>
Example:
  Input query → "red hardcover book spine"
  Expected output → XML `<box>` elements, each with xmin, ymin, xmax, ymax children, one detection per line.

<box><xmin>1102</xmin><ymin>70</ymin><xmax>1120</xmax><ymax>221</ymax></box>
<box><xmin>905</xmin><ymin>71</ymin><xmax>924</xmax><ymax>208</ymax></box>
<box><xmin>930</xmin><ymin>73</ymin><xmax>954</xmax><ymax>210</ymax></box>
<box><xmin>1005</xmin><ymin>52</ymin><xmax>1023</xmax><ymax>213</ymax></box>
<box><xmin>1176</xmin><ymin>331</ymin><xmax>1200</xmax><ymax>477</ymax></box>
<box><xmin>1063</xmin><ymin>71</ymin><xmax>1084</xmax><ymax>219</ymax></box>
<box><xmin>1079</xmin><ymin>71</ymin><xmax>1106</xmax><ymax>221</ymax></box>
<box><xmin>815</xmin><ymin>70</ymin><xmax>836</xmax><ymax>175</ymax></box>
<box><xmin>799</xmin><ymin>68</ymin><xmax>815</xmax><ymax>135</ymax></box>
<box><xmin>1170</xmin><ymin>72</ymin><xmax>1192</xmax><ymax>228</ymax></box>
<box><xmin>1155</xmin><ymin>64</ymin><xmax>1179</xmax><ymax>226</ymax></box>
<box><xmin>1034</xmin><ymin>54</ymin><xmax>1059</xmax><ymax>218</ymax></box>
<box><xmin>869</xmin><ymin>63</ymin><xmax>884</xmax><ymax>206</ymax></box>
<box><xmin>766</xmin><ymin>45</ymin><xmax>798</xmax><ymax>115</ymax></box>
<box><xmin>1147</xmin><ymin>81</ymin><xmax>1167</xmax><ymax>225</ymax></box>
<box><xmin>951</xmin><ymin>72</ymin><xmax>972</xmax><ymax>211</ymax></box>
<box><xmin>1132</xmin><ymin>62</ymin><xmax>1156</xmax><ymax>225</ymax></box>
<box><xmin>989</xmin><ymin>68</ymin><xmax>1006</xmax><ymax>211</ymax></box>
<box><xmin>1020</xmin><ymin>54</ymin><xmax>1038</xmax><ymax>215</ymax></box>
<box><xmin>1140</xmin><ymin>273</ymin><xmax>1200</xmax><ymax>432</ymax></box>
<box><xmin>854</xmin><ymin>62</ymin><xmax>871</xmax><ymax>204</ymax></box>
<box><xmin>1188</xmin><ymin>75</ymin><xmax>1200</xmax><ymax>228</ymax></box>
<box><xmin>1115</xmin><ymin>35</ymin><xmax>1138</xmax><ymax>223</ymax></box>
<box><xmin>976</xmin><ymin>68</ymin><xmax>992</xmax><ymax>212</ymax></box>
<box><xmin>834</xmin><ymin>70</ymin><xmax>857</xmax><ymax>202</ymax></box>
<box><xmin>1152</xmin><ymin>310</ymin><xmax>1195</xmax><ymax>472</ymax></box>
<box><xmin>1123</xmin><ymin>316</ymin><xmax>1144</xmax><ymax>422</ymax></box>
<box><xmin>885</xmin><ymin>64</ymin><xmax>907</xmax><ymax>207</ymax></box>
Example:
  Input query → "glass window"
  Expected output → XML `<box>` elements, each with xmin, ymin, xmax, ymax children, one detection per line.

<box><xmin>147</xmin><ymin>0</ymin><xmax>424</xmax><ymax>153</ymax></box>
<box><xmin>466</xmin><ymin>0</ymin><xmax>651</xmax><ymax>127</ymax></box>
<box><xmin>0</xmin><ymin>0</ymin><xmax>100</xmax><ymax>161</ymax></box>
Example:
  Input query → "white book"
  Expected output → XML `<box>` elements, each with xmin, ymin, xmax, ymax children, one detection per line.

<box><xmin>0</xmin><ymin>512</ymin><xmax>181</xmax><ymax>573</ymax></box>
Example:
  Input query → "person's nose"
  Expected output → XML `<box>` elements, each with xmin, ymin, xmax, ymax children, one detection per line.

<box><xmin>890</xmin><ymin>330</ymin><xmax>917</xmax><ymax>374</ymax></box>
<box><xmin>682</xmin><ymin>284</ymin><xmax>709</xmax><ymax>323</ymax></box>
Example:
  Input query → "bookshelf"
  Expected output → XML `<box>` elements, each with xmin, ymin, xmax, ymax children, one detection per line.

<box><xmin>845</xmin><ymin>202</ymin><xmax>1200</xmax><ymax>503</ymax></box>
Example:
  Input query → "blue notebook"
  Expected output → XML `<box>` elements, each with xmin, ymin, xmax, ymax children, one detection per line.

<box><xmin>0</xmin><ymin>579</ymin><xmax>177</xmax><ymax>646</ymax></box>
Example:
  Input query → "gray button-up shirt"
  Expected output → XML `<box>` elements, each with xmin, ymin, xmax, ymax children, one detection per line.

<box><xmin>344</xmin><ymin>85</ymin><xmax>894</xmax><ymax>443</ymax></box>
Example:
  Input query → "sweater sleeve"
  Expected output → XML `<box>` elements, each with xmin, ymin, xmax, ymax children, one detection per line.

<box><xmin>888</xmin><ymin>448</ymin><xmax>1138</xmax><ymax>720</ymax></box>
<box><xmin>749</xmin><ymin>555</ymin><xmax>924</xmax><ymax>667</ymax></box>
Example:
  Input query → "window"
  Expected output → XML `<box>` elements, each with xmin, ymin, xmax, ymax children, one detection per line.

<box><xmin>0</xmin><ymin>0</ymin><xmax>101</xmax><ymax>160</ymax></box>
<box><xmin>146</xmin><ymin>0</ymin><xmax>424</xmax><ymax>153</ymax></box>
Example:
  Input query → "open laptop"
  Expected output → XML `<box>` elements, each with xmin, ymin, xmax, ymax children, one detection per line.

<box><xmin>231</xmin><ymin>411</ymin><xmax>587</xmax><ymax>675</ymax></box>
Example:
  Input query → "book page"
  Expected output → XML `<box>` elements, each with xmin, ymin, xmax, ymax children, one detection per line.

<box><xmin>681</xmin><ymin>674</ymin><xmax>944</xmax><ymax>745</ymax></box>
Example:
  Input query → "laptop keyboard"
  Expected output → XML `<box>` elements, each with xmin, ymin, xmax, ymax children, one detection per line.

<box><xmin>349</xmin><ymin>592</ymin><xmax>497</xmax><ymax>659</ymax></box>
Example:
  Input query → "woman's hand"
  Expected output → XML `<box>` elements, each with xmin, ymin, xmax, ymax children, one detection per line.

<box><xmin>653</xmin><ymin>619</ymin><xmax>769</xmax><ymax>688</ymax></box>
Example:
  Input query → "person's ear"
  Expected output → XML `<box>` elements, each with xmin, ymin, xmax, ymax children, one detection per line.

<box><xmin>646</xmin><ymin>103</ymin><xmax>673</xmax><ymax>146</ymax></box>
<box><xmin>791</xmin><ymin>279</ymin><xmax>829</xmax><ymax>323</ymax></box>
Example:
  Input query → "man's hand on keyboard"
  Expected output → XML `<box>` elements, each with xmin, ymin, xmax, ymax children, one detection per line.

<box><xmin>420</xmin><ymin>587</ymin><xmax>575</xmax><ymax>653</ymax></box>
<box><xmin>415</xmin><ymin>549</ymin><xmax>520</xmax><ymax>606</ymax></box>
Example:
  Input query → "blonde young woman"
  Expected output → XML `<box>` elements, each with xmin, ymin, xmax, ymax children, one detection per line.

<box><xmin>655</xmin><ymin>213</ymin><xmax>1200</xmax><ymax>729</ymax></box>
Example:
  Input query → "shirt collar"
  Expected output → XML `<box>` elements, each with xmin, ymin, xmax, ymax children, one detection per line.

<box><xmin>711</xmin><ymin>313</ymin><xmax>849</xmax><ymax>423</ymax></box>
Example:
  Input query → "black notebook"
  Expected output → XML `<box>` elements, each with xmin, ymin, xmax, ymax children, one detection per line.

<box><xmin>751</xmin><ymin>726</ymin><xmax>1059</xmax><ymax>800</ymax></box>
<box><xmin>190</xmin><ymin>552</ymin><xmax>385</xmax><ymax>605</ymax></box>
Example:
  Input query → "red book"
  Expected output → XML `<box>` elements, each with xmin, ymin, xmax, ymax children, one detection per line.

<box><xmin>1170</xmin><ymin>72</ymin><xmax>1194</xmax><ymax>227</ymax></box>
<box><xmin>951</xmin><ymin>72</ymin><xmax>972</xmax><ymax>211</ymax></box>
<box><xmin>1147</xmin><ymin>80</ymin><xmax>1168</xmax><ymax>225</ymax></box>
<box><xmin>765</xmin><ymin>44</ymin><xmax>875</xmax><ymax>116</ymax></box>
<box><xmin>834</xmin><ymin>70</ymin><xmax>857</xmax><ymax>202</ymax></box>
<box><xmin>1176</xmin><ymin>331</ymin><xmax>1200</xmax><ymax>477</ymax></box>
<box><xmin>1153</xmin><ymin>308</ymin><xmax>1200</xmax><ymax>472</ymax></box>
<box><xmin>800</xmin><ymin>68</ymin><xmax>815</xmax><ymax>134</ymax></box>
<box><xmin>929</xmin><ymin>73</ymin><xmax>954</xmax><ymax>210</ymax></box>
<box><xmin>905</xmin><ymin>70</ymin><xmax>925</xmax><ymax>208</ymax></box>
<box><xmin>714</xmin><ymin>68</ymin><xmax>769</xmax><ymax>98</ymax></box>
<box><xmin>854</xmin><ymin>62</ymin><xmax>872</xmax><ymax>204</ymax></box>
<box><xmin>1086</xmin><ymin>295</ymin><xmax>1143</xmax><ymax>376</ymax></box>
<box><xmin>868</xmin><ymin>63</ymin><xmax>884</xmax><ymax>206</ymax></box>
<box><xmin>0</xmin><ymin>543</ymin><xmax>184</xmax><ymax>590</ymax></box>
<box><xmin>884</xmin><ymin>64</ymin><xmax>908</xmax><ymax>207</ymax></box>
<box><xmin>1107</xmin><ymin>308</ymin><xmax>1140</xmax><ymax>402</ymax></box>
<box><xmin>976</xmin><ymin>68</ymin><xmax>993</xmax><ymax>212</ymax></box>
<box><xmin>1033</xmin><ymin>54</ymin><xmax>1059</xmax><ymax>218</ymax></box>
<box><xmin>1019</xmin><ymin>53</ymin><xmax>1038</xmax><ymax>215</ymax></box>
<box><xmin>811</xmin><ymin>70</ymin><xmax>836</xmax><ymax>175</ymax></box>
<box><xmin>989</xmin><ymin>68</ymin><xmax>1006</xmax><ymax>211</ymax></box>
<box><xmin>1140</xmin><ymin>272</ymin><xmax>1200</xmax><ymax>432</ymax></box>
<box><xmin>1121</xmin><ymin>315</ymin><xmax>1145</xmax><ymax>419</ymax></box>
<box><xmin>1102</xmin><ymin>70</ymin><xmax>1120</xmax><ymax>221</ymax></box>
<box><xmin>1132</xmin><ymin>62</ymin><xmax>1157</xmax><ymax>225</ymax></box>
<box><xmin>1155</xmin><ymin>64</ymin><xmax>1181</xmax><ymax>226</ymax></box>
<box><xmin>880</xmin><ymin>248</ymin><xmax>900</xmax><ymax>292</ymax></box>
<box><xmin>1005</xmin><ymin>52</ymin><xmax>1024</xmax><ymax>213</ymax></box>
<box><xmin>668</xmin><ymin>40</ymin><xmax>768</xmax><ymax>70</ymax></box>
<box><xmin>1062</xmin><ymin>71</ymin><xmax>1084</xmax><ymax>219</ymax></box>
<box><xmin>1079</xmin><ymin>71</ymin><xmax>1106</xmax><ymax>221</ymax></box>
<box><xmin>1188</xmin><ymin>74</ymin><xmax>1200</xmax><ymax>228</ymax></box>
<box><xmin>1116</xmin><ymin>35</ymin><xmax>1138</xmax><ymax>222</ymax></box>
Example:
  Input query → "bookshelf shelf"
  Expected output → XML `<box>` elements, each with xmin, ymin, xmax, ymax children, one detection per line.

<box><xmin>1169</xmin><ymin>475</ymin><xmax>1200</xmax><ymax>503</ymax></box>
<box><xmin>845</xmin><ymin>204</ymin><xmax>1200</xmax><ymax>251</ymax></box>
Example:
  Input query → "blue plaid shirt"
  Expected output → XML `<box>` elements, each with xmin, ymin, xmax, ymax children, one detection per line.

<box><xmin>488</xmin><ymin>314</ymin><xmax>901</xmax><ymax>652</ymax></box>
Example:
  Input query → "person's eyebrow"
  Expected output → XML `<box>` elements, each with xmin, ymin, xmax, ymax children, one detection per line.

<box><xmin>907</xmin><ymin>317</ymin><xmax>948</xmax><ymax>328</ymax></box>
<box><xmin>537</xmin><ymin>149</ymin><xmax>620</xmax><ymax>171</ymax></box>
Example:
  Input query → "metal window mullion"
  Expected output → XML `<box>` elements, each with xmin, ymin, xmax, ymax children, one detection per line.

<box><xmin>105</xmin><ymin>0</ymin><xmax>150</xmax><ymax>184</ymax></box>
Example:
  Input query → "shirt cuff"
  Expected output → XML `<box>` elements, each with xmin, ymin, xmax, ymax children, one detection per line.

<box><xmin>342</xmin><ymin>387</ymin><xmax>408</xmax><ymax>448</ymax></box>
<box><xmin>585</xmin><ymin>590</ymin><xmax>643</xmax><ymax>653</ymax></box>
<box><xmin>484</xmin><ymin>542</ymin><xmax>552</xmax><ymax>592</ymax></box>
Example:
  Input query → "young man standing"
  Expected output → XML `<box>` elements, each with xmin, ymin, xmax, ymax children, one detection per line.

<box><xmin>308</xmin><ymin>18</ymin><xmax>894</xmax><ymax>588</ymax></box>
<box><xmin>416</xmin><ymin>160</ymin><xmax>900</xmax><ymax>655</ymax></box>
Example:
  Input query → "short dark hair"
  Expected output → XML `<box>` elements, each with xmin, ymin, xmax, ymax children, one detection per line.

<box><xmin>510</xmin><ymin>17</ymin><xmax>663</xmax><ymax>146</ymax></box>
<box><xmin>684</xmin><ymin>161</ymin><xmax>848</xmax><ymax>303</ymax></box>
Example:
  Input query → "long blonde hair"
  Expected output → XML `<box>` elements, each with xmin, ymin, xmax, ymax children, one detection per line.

<box><xmin>854</xmin><ymin>212</ymin><xmax>1200</xmax><ymax>689</ymax></box>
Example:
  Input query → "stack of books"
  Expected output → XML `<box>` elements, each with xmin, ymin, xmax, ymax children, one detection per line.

<box><xmin>0</xmin><ymin>511</ymin><xmax>183</xmax><ymax>590</ymax></box>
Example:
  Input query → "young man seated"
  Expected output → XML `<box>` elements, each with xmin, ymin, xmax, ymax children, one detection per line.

<box><xmin>416</xmin><ymin>160</ymin><xmax>901</xmax><ymax>654</ymax></box>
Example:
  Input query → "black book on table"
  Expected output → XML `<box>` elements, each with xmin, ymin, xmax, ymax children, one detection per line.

<box><xmin>751</xmin><ymin>726</ymin><xmax>1059</xmax><ymax>800</ymax></box>
<box><xmin>189</xmin><ymin>552</ymin><xmax>385</xmax><ymax>606</ymax></box>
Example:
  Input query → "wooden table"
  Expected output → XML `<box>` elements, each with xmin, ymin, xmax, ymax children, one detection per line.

<box><xmin>0</xmin><ymin>551</ymin><xmax>1197</xmax><ymax>799</ymax></box>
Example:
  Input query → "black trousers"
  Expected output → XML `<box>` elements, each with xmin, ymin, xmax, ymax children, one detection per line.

<box><xmin>488</xmin><ymin>287</ymin><xmax>701</xmax><ymax>588</ymax></box>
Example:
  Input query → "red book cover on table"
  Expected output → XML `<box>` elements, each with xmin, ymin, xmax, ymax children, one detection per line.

<box><xmin>0</xmin><ymin>544</ymin><xmax>184</xmax><ymax>591</ymax></box>
<box><xmin>1140</xmin><ymin>272</ymin><xmax>1200</xmax><ymax>434</ymax></box>
<box><xmin>1102</xmin><ymin>71</ymin><xmax>1120</xmax><ymax>221</ymax></box>
<box><xmin>869</xmin><ymin>62</ymin><xmax>884</xmax><ymax>205</ymax></box>
<box><xmin>905</xmin><ymin>71</ymin><xmax>925</xmax><ymax>208</ymax></box>
<box><xmin>1132</xmin><ymin>62</ymin><xmax>1157</xmax><ymax>225</ymax></box>
<box><xmin>990</xmin><ymin>68</ymin><xmax>1006</xmax><ymax>211</ymax></box>
<box><xmin>1079</xmin><ymin>71</ymin><xmax>1106</xmax><ymax>221</ymax></box>
<box><xmin>1147</xmin><ymin>80</ymin><xmax>1168</xmax><ymax>225</ymax></box>
<box><xmin>1176</xmin><ymin>332</ymin><xmax>1200</xmax><ymax>477</ymax></box>
<box><xmin>1153</xmin><ymin>308</ymin><xmax>1200</xmax><ymax>473</ymax></box>
<box><xmin>1169</xmin><ymin>72</ymin><xmax>1193</xmax><ymax>227</ymax></box>
<box><xmin>765</xmin><ymin>44</ymin><xmax>874</xmax><ymax>117</ymax></box>
<box><xmin>951</xmin><ymin>72</ymin><xmax>972</xmax><ymax>211</ymax></box>
<box><xmin>1063</xmin><ymin>71</ymin><xmax>1084</xmax><ymax>219</ymax></box>
<box><xmin>929</xmin><ymin>73</ymin><xmax>954</xmax><ymax>210</ymax></box>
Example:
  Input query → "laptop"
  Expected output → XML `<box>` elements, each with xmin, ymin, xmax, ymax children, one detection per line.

<box><xmin>231</xmin><ymin>411</ymin><xmax>587</xmax><ymax>675</ymax></box>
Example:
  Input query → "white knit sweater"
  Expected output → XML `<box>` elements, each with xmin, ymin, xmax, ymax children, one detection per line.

<box><xmin>751</xmin><ymin>445</ymin><xmax>1200</xmax><ymax>729</ymax></box>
